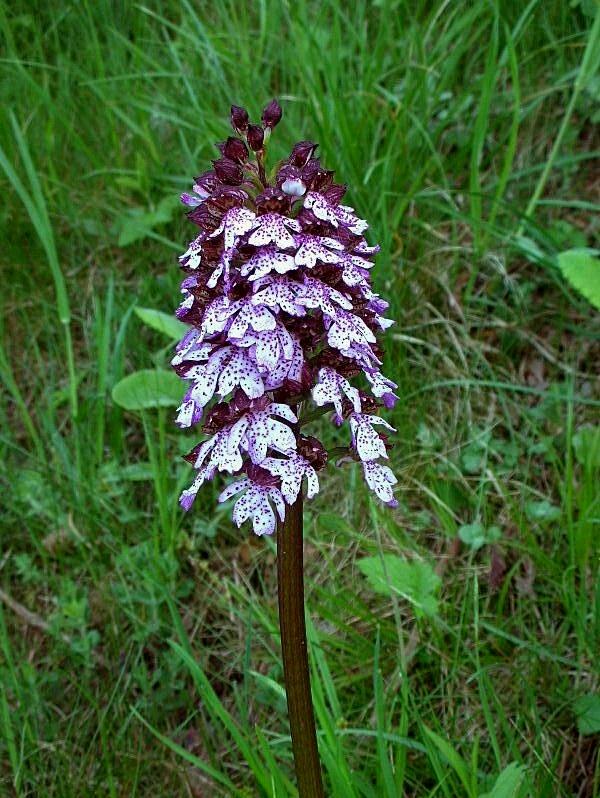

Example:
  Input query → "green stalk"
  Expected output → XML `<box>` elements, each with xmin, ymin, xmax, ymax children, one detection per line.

<box><xmin>1</xmin><ymin>113</ymin><xmax>79</xmax><ymax>422</ymax></box>
<box><xmin>277</xmin><ymin>493</ymin><xmax>324</xmax><ymax>798</ymax></box>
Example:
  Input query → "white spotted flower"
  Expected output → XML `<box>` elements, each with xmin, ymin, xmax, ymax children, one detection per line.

<box><xmin>174</xmin><ymin>100</ymin><xmax>399</xmax><ymax>534</ymax></box>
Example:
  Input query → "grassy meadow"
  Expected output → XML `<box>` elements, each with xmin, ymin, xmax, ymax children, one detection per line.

<box><xmin>1</xmin><ymin>1</ymin><xmax>599</xmax><ymax>796</ymax></box>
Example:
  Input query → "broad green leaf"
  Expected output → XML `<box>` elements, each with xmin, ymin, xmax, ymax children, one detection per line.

<box><xmin>556</xmin><ymin>249</ymin><xmax>600</xmax><ymax>311</ymax></box>
<box><xmin>574</xmin><ymin>694</ymin><xmax>600</xmax><ymax>735</ymax></box>
<box><xmin>572</xmin><ymin>426</ymin><xmax>600</xmax><ymax>468</ymax></box>
<box><xmin>116</xmin><ymin>195</ymin><xmax>179</xmax><ymax>246</ymax></box>
<box><xmin>479</xmin><ymin>762</ymin><xmax>527</xmax><ymax>798</ymax></box>
<box><xmin>525</xmin><ymin>500</ymin><xmax>561</xmax><ymax>522</ymax></box>
<box><xmin>111</xmin><ymin>369</ymin><xmax>182</xmax><ymax>411</ymax></box>
<box><xmin>459</xmin><ymin>522</ymin><xmax>502</xmax><ymax>550</ymax></box>
<box><xmin>135</xmin><ymin>306</ymin><xmax>188</xmax><ymax>340</ymax></box>
<box><xmin>358</xmin><ymin>554</ymin><xmax>440</xmax><ymax>617</ymax></box>
<box><xmin>318</xmin><ymin>513</ymin><xmax>355</xmax><ymax>535</ymax></box>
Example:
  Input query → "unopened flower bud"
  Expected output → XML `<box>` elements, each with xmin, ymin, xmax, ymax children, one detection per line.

<box><xmin>261</xmin><ymin>98</ymin><xmax>282</xmax><ymax>129</ymax></box>
<box><xmin>222</xmin><ymin>136</ymin><xmax>249</xmax><ymax>163</ymax></box>
<box><xmin>324</xmin><ymin>184</ymin><xmax>347</xmax><ymax>204</ymax></box>
<box><xmin>230</xmin><ymin>104</ymin><xmax>249</xmax><ymax>133</ymax></box>
<box><xmin>212</xmin><ymin>158</ymin><xmax>244</xmax><ymax>185</ymax></box>
<box><xmin>289</xmin><ymin>141</ymin><xmax>317</xmax><ymax>167</ymax></box>
<box><xmin>247</xmin><ymin>124</ymin><xmax>264</xmax><ymax>152</ymax></box>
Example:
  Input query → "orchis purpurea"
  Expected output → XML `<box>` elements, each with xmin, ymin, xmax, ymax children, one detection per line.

<box><xmin>174</xmin><ymin>100</ymin><xmax>398</xmax><ymax>535</ymax></box>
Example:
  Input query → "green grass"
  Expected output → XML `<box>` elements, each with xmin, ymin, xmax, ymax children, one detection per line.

<box><xmin>1</xmin><ymin>1</ymin><xmax>599</xmax><ymax>795</ymax></box>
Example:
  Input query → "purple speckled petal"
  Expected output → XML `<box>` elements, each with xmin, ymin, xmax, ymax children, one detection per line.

<box><xmin>217</xmin><ymin>349</ymin><xmax>264</xmax><ymax>399</ymax></box>
<box><xmin>247</xmin><ymin>213</ymin><xmax>301</xmax><ymax>248</ymax></box>
<box><xmin>312</xmin><ymin>367</ymin><xmax>361</xmax><ymax>419</ymax></box>
<box><xmin>349</xmin><ymin>413</ymin><xmax>395</xmax><ymax>462</ymax></box>
<box><xmin>364</xmin><ymin>370</ymin><xmax>399</xmax><ymax>407</ymax></box>
<box><xmin>179</xmin><ymin>235</ymin><xmax>206</xmax><ymax>270</ymax></box>
<box><xmin>296</xmin><ymin>275</ymin><xmax>353</xmax><ymax>316</ymax></box>
<box><xmin>362</xmin><ymin>461</ymin><xmax>397</xmax><ymax>505</ymax></box>
<box><xmin>354</xmin><ymin>239</ymin><xmax>380</xmax><ymax>255</ymax></box>
<box><xmin>207</xmin><ymin>247</ymin><xmax>235</xmax><ymax>289</ymax></box>
<box><xmin>303</xmin><ymin>192</ymin><xmax>339</xmax><ymax>225</ymax></box>
<box><xmin>227</xmin><ymin>302</ymin><xmax>277</xmax><ymax>339</ymax></box>
<box><xmin>293</xmin><ymin>234</ymin><xmax>344</xmax><ymax>268</ymax></box>
<box><xmin>241</xmin><ymin>246</ymin><xmax>298</xmax><ymax>280</ymax></box>
<box><xmin>262</xmin><ymin>453</ymin><xmax>319</xmax><ymax>505</ymax></box>
<box><xmin>251</xmin><ymin>277</ymin><xmax>305</xmax><ymax>317</ymax></box>
<box><xmin>209</xmin><ymin>207</ymin><xmax>257</xmax><ymax>249</ymax></box>
<box><xmin>175</xmin><ymin>398</ymin><xmax>203</xmax><ymax>428</ymax></box>
<box><xmin>326</xmin><ymin>310</ymin><xmax>376</xmax><ymax>352</ymax></box>
<box><xmin>220</xmin><ymin>478</ymin><xmax>284</xmax><ymax>536</ymax></box>
<box><xmin>218</xmin><ymin>478</ymin><xmax>250</xmax><ymax>503</ymax></box>
<box><xmin>179</xmin><ymin>466</ymin><xmax>213</xmax><ymax>511</ymax></box>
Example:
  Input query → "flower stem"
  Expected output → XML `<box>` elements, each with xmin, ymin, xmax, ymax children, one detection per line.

<box><xmin>277</xmin><ymin>494</ymin><xmax>324</xmax><ymax>798</ymax></box>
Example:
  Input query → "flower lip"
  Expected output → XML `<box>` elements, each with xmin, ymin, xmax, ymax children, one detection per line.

<box><xmin>281</xmin><ymin>178</ymin><xmax>306</xmax><ymax>198</ymax></box>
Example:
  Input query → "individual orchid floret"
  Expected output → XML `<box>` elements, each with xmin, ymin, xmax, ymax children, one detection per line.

<box><xmin>262</xmin><ymin>99</ymin><xmax>283</xmax><ymax>129</ymax></box>
<box><xmin>174</xmin><ymin>101</ymin><xmax>399</xmax><ymax>532</ymax></box>
<box><xmin>209</xmin><ymin>206</ymin><xmax>257</xmax><ymax>249</ymax></box>
<box><xmin>230</xmin><ymin>105</ymin><xmax>249</xmax><ymax>134</ymax></box>
<box><xmin>364</xmin><ymin>370</ymin><xmax>399</xmax><ymax>409</ymax></box>
<box><xmin>262</xmin><ymin>453</ymin><xmax>319</xmax><ymax>505</ymax></box>
<box><xmin>362</xmin><ymin>461</ymin><xmax>398</xmax><ymax>508</ymax></box>
<box><xmin>349</xmin><ymin>413</ymin><xmax>395</xmax><ymax>462</ymax></box>
<box><xmin>218</xmin><ymin>467</ymin><xmax>286</xmax><ymax>536</ymax></box>
<box><xmin>293</xmin><ymin>234</ymin><xmax>344</xmax><ymax>268</ymax></box>
<box><xmin>240</xmin><ymin>247</ymin><xmax>298</xmax><ymax>280</ymax></box>
<box><xmin>231</xmin><ymin>401</ymin><xmax>298</xmax><ymax>463</ymax></box>
<box><xmin>247</xmin><ymin>124</ymin><xmax>265</xmax><ymax>152</ymax></box>
<box><xmin>248</xmin><ymin>213</ymin><xmax>301</xmax><ymax>248</ymax></box>
<box><xmin>312</xmin><ymin>367</ymin><xmax>361</xmax><ymax>423</ymax></box>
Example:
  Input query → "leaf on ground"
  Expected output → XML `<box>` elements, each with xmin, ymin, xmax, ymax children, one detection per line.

<box><xmin>116</xmin><ymin>195</ymin><xmax>179</xmax><ymax>246</ymax></box>
<box><xmin>357</xmin><ymin>554</ymin><xmax>440</xmax><ymax>617</ymax></box>
<box><xmin>556</xmin><ymin>249</ymin><xmax>600</xmax><ymax>310</ymax></box>
<box><xmin>574</xmin><ymin>694</ymin><xmax>600</xmax><ymax>736</ymax></box>
<box><xmin>525</xmin><ymin>500</ymin><xmax>561</xmax><ymax>522</ymax></box>
<box><xmin>112</xmin><ymin>369</ymin><xmax>183</xmax><ymax>411</ymax></box>
<box><xmin>479</xmin><ymin>761</ymin><xmax>527</xmax><ymax>797</ymax></box>
<box><xmin>459</xmin><ymin>522</ymin><xmax>502</xmax><ymax>550</ymax></box>
<box><xmin>317</xmin><ymin>513</ymin><xmax>354</xmax><ymax>535</ymax></box>
<box><xmin>135</xmin><ymin>306</ymin><xmax>188</xmax><ymax>340</ymax></box>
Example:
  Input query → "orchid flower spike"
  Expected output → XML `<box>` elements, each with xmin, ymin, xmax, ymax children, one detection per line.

<box><xmin>174</xmin><ymin>100</ymin><xmax>398</xmax><ymax>535</ymax></box>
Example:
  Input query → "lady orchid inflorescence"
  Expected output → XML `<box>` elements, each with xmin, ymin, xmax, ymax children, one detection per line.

<box><xmin>173</xmin><ymin>100</ymin><xmax>398</xmax><ymax>535</ymax></box>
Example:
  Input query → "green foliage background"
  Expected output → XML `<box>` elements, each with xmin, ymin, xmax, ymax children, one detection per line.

<box><xmin>0</xmin><ymin>1</ymin><xmax>599</xmax><ymax>796</ymax></box>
